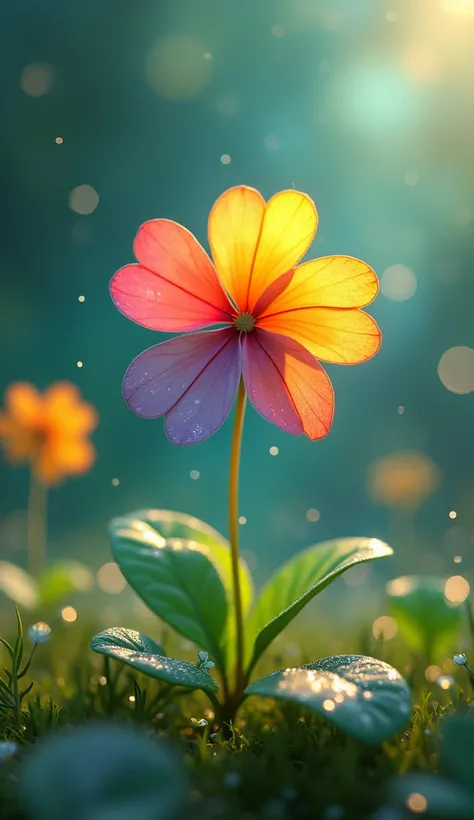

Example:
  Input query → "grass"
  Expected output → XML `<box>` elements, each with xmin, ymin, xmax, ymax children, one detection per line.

<box><xmin>0</xmin><ymin>610</ymin><xmax>471</xmax><ymax>820</ymax></box>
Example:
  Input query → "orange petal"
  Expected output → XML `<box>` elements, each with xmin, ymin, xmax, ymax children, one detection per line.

<box><xmin>258</xmin><ymin>256</ymin><xmax>379</xmax><ymax>317</ymax></box>
<box><xmin>35</xmin><ymin>438</ymin><xmax>96</xmax><ymax>485</ymax></box>
<box><xmin>258</xmin><ymin>308</ymin><xmax>381</xmax><ymax>364</ymax></box>
<box><xmin>0</xmin><ymin>415</ymin><xmax>37</xmax><ymax>462</ymax></box>
<box><xmin>242</xmin><ymin>329</ymin><xmax>334</xmax><ymax>439</ymax></box>
<box><xmin>4</xmin><ymin>383</ymin><xmax>43</xmax><ymax>427</ymax></box>
<box><xmin>208</xmin><ymin>186</ymin><xmax>266</xmax><ymax>311</ymax></box>
<box><xmin>208</xmin><ymin>187</ymin><xmax>318</xmax><ymax>312</ymax></box>
<box><xmin>43</xmin><ymin>383</ymin><xmax>98</xmax><ymax>436</ymax></box>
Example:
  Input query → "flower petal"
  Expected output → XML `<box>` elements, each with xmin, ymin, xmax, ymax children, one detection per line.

<box><xmin>208</xmin><ymin>186</ymin><xmax>266</xmax><ymax>311</ymax></box>
<box><xmin>208</xmin><ymin>187</ymin><xmax>318</xmax><ymax>313</ymax></box>
<box><xmin>4</xmin><ymin>383</ymin><xmax>43</xmax><ymax>426</ymax></box>
<box><xmin>258</xmin><ymin>256</ymin><xmax>379</xmax><ymax>316</ymax></box>
<box><xmin>123</xmin><ymin>329</ymin><xmax>241</xmax><ymax>444</ymax></box>
<box><xmin>110</xmin><ymin>220</ymin><xmax>233</xmax><ymax>331</ymax></box>
<box><xmin>43</xmin><ymin>383</ymin><xmax>98</xmax><ymax>436</ymax></box>
<box><xmin>258</xmin><ymin>307</ymin><xmax>381</xmax><ymax>364</ymax></box>
<box><xmin>242</xmin><ymin>329</ymin><xmax>334</xmax><ymax>439</ymax></box>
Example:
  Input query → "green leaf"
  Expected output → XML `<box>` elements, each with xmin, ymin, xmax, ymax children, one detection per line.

<box><xmin>19</xmin><ymin>722</ymin><xmax>188</xmax><ymax>820</ymax></box>
<box><xmin>38</xmin><ymin>560</ymin><xmax>94</xmax><ymax>608</ymax></box>
<box><xmin>110</xmin><ymin>519</ymin><xmax>228</xmax><ymax>669</ymax></box>
<box><xmin>0</xmin><ymin>561</ymin><xmax>38</xmax><ymax>609</ymax></box>
<box><xmin>440</xmin><ymin>713</ymin><xmax>474</xmax><ymax>793</ymax></box>
<box><xmin>246</xmin><ymin>538</ymin><xmax>393</xmax><ymax>672</ymax></box>
<box><xmin>91</xmin><ymin>629</ymin><xmax>218</xmax><ymax>695</ymax></box>
<box><xmin>122</xmin><ymin>509</ymin><xmax>254</xmax><ymax>619</ymax></box>
<box><xmin>245</xmin><ymin>654</ymin><xmax>411</xmax><ymax>745</ymax></box>
<box><xmin>387</xmin><ymin>575</ymin><xmax>462</xmax><ymax>659</ymax></box>
<box><xmin>112</xmin><ymin>512</ymin><xmax>253</xmax><ymax>673</ymax></box>
<box><xmin>388</xmin><ymin>773</ymin><xmax>474</xmax><ymax>819</ymax></box>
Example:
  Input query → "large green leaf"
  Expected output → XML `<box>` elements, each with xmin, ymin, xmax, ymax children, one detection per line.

<box><xmin>115</xmin><ymin>510</ymin><xmax>254</xmax><ymax>673</ymax></box>
<box><xmin>110</xmin><ymin>519</ymin><xmax>228</xmax><ymax>671</ymax></box>
<box><xmin>122</xmin><ymin>509</ymin><xmax>254</xmax><ymax>618</ymax></box>
<box><xmin>246</xmin><ymin>538</ymin><xmax>393</xmax><ymax>672</ymax></box>
<box><xmin>91</xmin><ymin>629</ymin><xmax>218</xmax><ymax>694</ymax></box>
<box><xmin>245</xmin><ymin>654</ymin><xmax>411</xmax><ymax>745</ymax></box>
<box><xmin>386</xmin><ymin>575</ymin><xmax>462</xmax><ymax>659</ymax></box>
<box><xmin>20</xmin><ymin>722</ymin><xmax>188</xmax><ymax>820</ymax></box>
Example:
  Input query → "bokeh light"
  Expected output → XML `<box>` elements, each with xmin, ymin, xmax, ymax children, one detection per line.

<box><xmin>145</xmin><ymin>36</ymin><xmax>212</xmax><ymax>100</ymax></box>
<box><xmin>438</xmin><ymin>347</ymin><xmax>474</xmax><ymax>394</ymax></box>
<box><xmin>69</xmin><ymin>185</ymin><xmax>99</xmax><ymax>215</ymax></box>
<box><xmin>372</xmin><ymin>615</ymin><xmax>398</xmax><ymax>640</ymax></box>
<box><xmin>440</xmin><ymin>0</ymin><xmax>474</xmax><ymax>16</ymax></box>
<box><xmin>306</xmin><ymin>508</ymin><xmax>321</xmax><ymax>522</ymax></box>
<box><xmin>444</xmin><ymin>574</ymin><xmax>470</xmax><ymax>603</ymax></box>
<box><xmin>368</xmin><ymin>452</ymin><xmax>441</xmax><ymax>510</ymax></box>
<box><xmin>96</xmin><ymin>562</ymin><xmax>126</xmax><ymax>595</ymax></box>
<box><xmin>20</xmin><ymin>63</ymin><xmax>54</xmax><ymax>96</ymax></box>
<box><xmin>406</xmin><ymin>793</ymin><xmax>427</xmax><ymax>813</ymax></box>
<box><xmin>381</xmin><ymin>264</ymin><xmax>417</xmax><ymax>301</ymax></box>
<box><xmin>61</xmin><ymin>606</ymin><xmax>77</xmax><ymax>623</ymax></box>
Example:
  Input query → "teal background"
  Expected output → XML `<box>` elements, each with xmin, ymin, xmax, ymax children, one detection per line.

<box><xmin>1</xmin><ymin>0</ymin><xmax>474</xmax><ymax>597</ymax></box>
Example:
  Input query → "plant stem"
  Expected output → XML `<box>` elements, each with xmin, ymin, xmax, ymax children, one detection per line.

<box><xmin>228</xmin><ymin>379</ymin><xmax>247</xmax><ymax>697</ymax></box>
<box><xmin>27</xmin><ymin>471</ymin><xmax>48</xmax><ymax>576</ymax></box>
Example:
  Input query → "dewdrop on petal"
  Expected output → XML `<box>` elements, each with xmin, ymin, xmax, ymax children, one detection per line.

<box><xmin>27</xmin><ymin>621</ymin><xmax>52</xmax><ymax>645</ymax></box>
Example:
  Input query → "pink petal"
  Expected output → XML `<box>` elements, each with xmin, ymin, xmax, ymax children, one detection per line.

<box><xmin>123</xmin><ymin>329</ymin><xmax>241</xmax><ymax>445</ymax></box>
<box><xmin>242</xmin><ymin>329</ymin><xmax>334</xmax><ymax>439</ymax></box>
<box><xmin>110</xmin><ymin>220</ymin><xmax>234</xmax><ymax>332</ymax></box>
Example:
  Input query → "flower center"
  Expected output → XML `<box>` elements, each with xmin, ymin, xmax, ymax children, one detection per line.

<box><xmin>234</xmin><ymin>312</ymin><xmax>255</xmax><ymax>333</ymax></box>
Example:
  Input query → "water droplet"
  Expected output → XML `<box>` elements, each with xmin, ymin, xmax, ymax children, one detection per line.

<box><xmin>454</xmin><ymin>652</ymin><xmax>467</xmax><ymax>666</ymax></box>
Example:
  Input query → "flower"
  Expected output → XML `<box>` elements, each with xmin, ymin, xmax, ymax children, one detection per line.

<box><xmin>111</xmin><ymin>186</ymin><xmax>381</xmax><ymax>445</ymax></box>
<box><xmin>0</xmin><ymin>382</ymin><xmax>98</xmax><ymax>485</ymax></box>
<box><xmin>27</xmin><ymin>621</ymin><xmax>52</xmax><ymax>645</ymax></box>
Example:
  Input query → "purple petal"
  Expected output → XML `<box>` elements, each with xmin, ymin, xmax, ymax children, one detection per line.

<box><xmin>123</xmin><ymin>328</ymin><xmax>241</xmax><ymax>444</ymax></box>
<box><xmin>165</xmin><ymin>333</ymin><xmax>241</xmax><ymax>445</ymax></box>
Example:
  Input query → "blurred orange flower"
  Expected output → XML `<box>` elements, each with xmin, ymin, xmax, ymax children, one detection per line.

<box><xmin>0</xmin><ymin>382</ymin><xmax>98</xmax><ymax>486</ymax></box>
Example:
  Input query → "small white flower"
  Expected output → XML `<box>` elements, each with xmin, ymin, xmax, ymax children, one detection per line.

<box><xmin>27</xmin><ymin>621</ymin><xmax>52</xmax><ymax>645</ymax></box>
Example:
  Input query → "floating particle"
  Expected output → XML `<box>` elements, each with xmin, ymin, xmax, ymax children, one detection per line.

<box><xmin>111</xmin><ymin>478</ymin><xmax>119</xmax><ymax>486</ymax></box>
<box><xmin>269</xmin><ymin>446</ymin><xmax>279</xmax><ymax>456</ymax></box>
<box><xmin>78</xmin><ymin>295</ymin><xmax>85</xmax><ymax>302</ymax></box>
<box><xmin>449</xmin><ymin>510</ymin><xmax>457</xmax><ymax>519</ymax></box>
<box><xmin>220</xmin><ymin>154</ymin><xmax>231</xmax><ymax>165</ymax></box>
<box><xmin>76</xmin><ymin>361</ymin><xmax>83</xmax><ymax>368</ymax></box>
<box><xmin>20</xmin><ymin>63</ymin><xmax>54</xmax><ymax>97</ymax></box>
<box><xmin>96</xmin><ymin>562</ymin><xmax>126</xmax><ymax>594</ymax></box>
<box><xmin>190</xmin><ymin>469</ymin><xmax>200</xmax><ymax>480</ymax></box>
<box><xmin>445</xmin><ymin>575</ymin><xmax>470</xmax><ymax>603</ymax></box>
<box><xmin>381</xmin><ymin>264</ymin><xmax>417</xmax><ymax>301</ymax></box>
<box><xmin>69</xmin><ymin>185</ymin><xmax>99</xmax><ymax>215</ymax></box>
<box><xmin>61</xmin><ymin>606</ymin><xmax>77</xmax><ymax>623</ymax></box>
<box><xmin>55</xmin><ymin>137</ymin><xmax>63</xmax><ymax>144</ymax></box>
<box><xmin>438</xmin><ymin>347</ymin><xmax>474</xmax><ymax>394</ymax></box>
<box><xmin>398</xmin><ymin>405</ymin><xmax>405</xmax><ymax>414</ymax></box>
<box><xmin>238</xmin><ymin>515</ymin><xmax>247</xmax><ymax>525</ymax></box>
<box><xmin>406</xmin><ymin>793</ymin><xmax>427</xmax><ymax>813</ymax></box>
<box><xmin>306</xmin><ymin>508</ymin><xmax>320</xmax><ymax>522</ymax></box>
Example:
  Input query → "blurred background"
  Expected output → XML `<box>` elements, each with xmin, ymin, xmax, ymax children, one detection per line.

<box><xmin>1</xmin><ymin>0</ymin><xmax>474</xmax><ymax>622</ymax></box>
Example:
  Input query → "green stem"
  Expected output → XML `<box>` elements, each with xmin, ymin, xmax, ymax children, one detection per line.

<box><xmin>229</xmin><ymin>379</ymin><xmax>247</xmax><ymax>698</ymax></box>
<box><xmin>27</xmin><ymin>471</ymin><xmax>48</xmax><ymax>576</ymax></box>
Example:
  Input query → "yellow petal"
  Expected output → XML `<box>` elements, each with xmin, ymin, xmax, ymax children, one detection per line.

<box><xmin>208</xmin><ymin>187</ymin><xmax>318</xmax><ymax>312</ymax></box>
<box><xmin>208</xmin><ymin>186</ymin><xmax>265</xmax><ymax>311</ymax></box>
<box><xmin>258</xmin><ymin>256</ymin><xmax>379</xmax><ymax>316</ymax></box>
<box><xmin>44</xmin><ymin>382</ymin><xmax>98</xmax><ymax>436</ymax></box>
<box><xmin>258</xmin><ymin>307</ymin><xmax>381</xmax><ymax>364</ymax></box>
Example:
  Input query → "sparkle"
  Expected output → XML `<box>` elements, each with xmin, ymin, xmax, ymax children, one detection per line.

<box><xmin>78</xmin><ymin>295</ymin><xmax>85</xmax><ymax>302</ymax></box>
<box><xmin>76</xmin><ymin>361</ymin><xmax>83</xmax><ymax>368</ymax></box>
<box><xmin>269</xmin><ymin>446</ymin><xmax>279</xmax><ymax>456</ymax></box>
<box><xmin>239</xmin><ymin>515</ymin><xmax>247</xmax><ymax>525</ymax></box>
<box><xmin>449</xmin><ymin>510</ymin><xmax>457</xmax><ymax>519</ymax></box>
<box><xmin>111</xmin><ymin>478</ymin><xmax>119</xmax><ymax>486</ymax></box>
<box><xmin>55</xmin><ymin>137</ymin><xmax>63</xmax><ymax>144</ymax></box>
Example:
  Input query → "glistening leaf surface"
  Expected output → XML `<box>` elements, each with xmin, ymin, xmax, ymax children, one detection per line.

<box><xmin>91</xmin><ymin>628</ymin><xmax>218</xmax><ymax>694</ymax></box>
<box><xmin>245</xmin><ymin>654</ymin><xmax>411</xmax><ymax>745</ymax></box>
